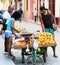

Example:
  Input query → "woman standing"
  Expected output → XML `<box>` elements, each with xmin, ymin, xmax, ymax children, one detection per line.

<box><xmin>4</xmin><ymin>11</ymin><xmax>20</xmax><ymax>57</ymax></box>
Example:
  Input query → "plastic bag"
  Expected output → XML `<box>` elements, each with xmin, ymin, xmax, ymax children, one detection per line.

<box><xmin>33</xmin><ymin>39</ymin><xmax>38</xmax><ymax>49</ymax></box>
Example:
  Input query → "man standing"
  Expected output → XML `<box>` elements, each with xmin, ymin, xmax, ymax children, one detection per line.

<box><xmin>39</xmin><ymin>6</ymin><xmax>57</xmax><ymax>58</ymax></box>
<box><xmin>3</xmin><ymin>5</ymin><xmax>14</xmax><ymax>31</ymax></box>
<box><xmin>3</xmin><ymin>5</ymin><xmax>14</xmax><ymax>53</ymax></box>
<box><xmin>33</xmin><ymin>8</ymin><xmax>37</xmax><ymax>22</ymax></box>
<box><xmin>18</xmin><ymin>8</ymin><xmax>23</xmax><ymax>22</ymax></box>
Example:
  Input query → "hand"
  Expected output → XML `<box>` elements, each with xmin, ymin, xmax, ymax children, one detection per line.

<box><xmin>42</xmin><ymin>28</ymin><xmax>45</xmax><ymax>32</ymax></box>
<box><xmin>53</xmin><ymin>24</ymin><xmax>57</xmax><ymax>31</ymax></box>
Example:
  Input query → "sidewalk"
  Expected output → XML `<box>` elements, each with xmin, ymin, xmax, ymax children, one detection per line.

<box><xmin>0</xmin><ymin>53</ymin><xmax>15</xmax><ymax>65</ymax></box>
<box><xmin>0</xmin><ymin>35</ymin><xmax>15</xmax><ymax>65</ymax></box>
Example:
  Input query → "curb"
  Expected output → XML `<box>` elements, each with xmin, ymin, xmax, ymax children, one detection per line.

<box><xmin>25</xmin><ymin>20</ymin><xmax>41</xmax><ymax>25</ymax></box>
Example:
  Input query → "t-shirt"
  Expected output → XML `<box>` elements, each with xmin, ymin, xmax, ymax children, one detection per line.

<box><xmin>6</xmin><ymin>18</ymin><xmax>15</xmax><ymax>30</ymax></box>
<box><xmin>3</xmin><ymin>11</ymin><xmax>11</xmax><ymax>20</ymax></box>
<box><xmin>33</xmin><ymin>10</ymin><xmax>37</xmax><ymax>16</ymax></box>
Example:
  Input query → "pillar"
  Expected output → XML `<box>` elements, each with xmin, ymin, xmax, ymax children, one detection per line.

<box><xmin>28</xmin><ymin>0</ymin><xmax>33</xmax><ymax>20</ymax></box>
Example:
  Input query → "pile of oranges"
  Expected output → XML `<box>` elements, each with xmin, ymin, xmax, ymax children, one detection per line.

<box><xmin>35</xmin><ymin>32</ymin><xmax>55</xmax><ymax>44</ymax></box>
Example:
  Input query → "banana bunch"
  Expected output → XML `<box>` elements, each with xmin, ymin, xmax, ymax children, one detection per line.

<box><xmin>15</xmin><ymin>27</ymin><xmax>27</xmax><ymax>32</ymax></box>
<box><xmin>15</xmin><ymin>27</ymin><xmax>23</xmax><ymax>32</ymax></box>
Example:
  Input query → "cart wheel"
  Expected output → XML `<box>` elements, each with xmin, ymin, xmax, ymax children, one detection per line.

<box><xmin>25</xmin><ymin>55</ymin><xmax>44</xmax><ymax>65</ymax></box>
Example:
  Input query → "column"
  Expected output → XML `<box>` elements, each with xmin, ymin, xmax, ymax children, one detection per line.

<box><xmin>45</xmin><ymin>0</ymin><xmax>49</xmax><ymax>9</ymax></box>
<box><xmin>14</xmin><ymin>0</ymin><xmax>17</xmax><ymax>10</ymax></box>
<box><xmin>28</xmin><ymin>0</ymin><xmax>33</xmax><ymax>20</ymax></box>
<box><xmin>22</xmin><ymin>0</ymin><xmax>24</xmax><ymax>12</ymax></box>
<box><xmin>55</xmin><ymin>0</ymin><xmax>60</xmax><ymax>25</ymax></box>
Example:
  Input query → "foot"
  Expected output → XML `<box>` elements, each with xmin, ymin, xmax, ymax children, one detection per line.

<box><xmin>8</xmin><ymin>55</ymin><xmax>15</xmax><ymax>60</ymax></box>
<box><xmin>8</xmin><ymin>53</ymin><xmax>13</xmax><ymax>56</ymax></box>
<box><xmin>4</xmin><ymin>52</ymin><xmax>8</xmax><ymax>55</ymax></box>
<box><xmin>53</xmin><ymin>55</ymin><xmax>58</xmax><ymax>58</ymax></box>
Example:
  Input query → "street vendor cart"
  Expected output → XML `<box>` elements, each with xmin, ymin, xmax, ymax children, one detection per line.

<box><xmin>13</xmin><ymin>32</ymin><xmax>56</xmax><ymax>64</ymax></box>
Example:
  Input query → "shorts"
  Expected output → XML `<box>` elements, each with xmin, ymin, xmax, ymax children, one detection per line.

<box><xmin>45</xmin><ymin>28</ymin><xmax>55</xmax><ymax>48</ymax></box>
<box><xmin>4</xmin><ymin>30</ymin><xmax>12</xmax><ymax>38</ymax></box>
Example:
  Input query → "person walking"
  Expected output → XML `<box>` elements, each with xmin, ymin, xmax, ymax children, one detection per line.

<box><xmin>18</xmin><ymin>8</ymin><xmax>23</xmax><ymax>22</ymax></box>
<box><xmin>33</xmin><ymin>8</ymin><xmax>37</xmax><ymax>22</ymax></box>
<box><xmin>3</xmin><ymin>5</ymin><xmax>14</xmax><ymax>53</ymax></box>
<box><xmin>4</xmin><ymin>11</ymin><xmax>20</xmax><ymax>57</ymax></box>
<box><xmin>39</xmin><ymin>6</ymin><xmax>57</xmax><ymax>58</ymax></box>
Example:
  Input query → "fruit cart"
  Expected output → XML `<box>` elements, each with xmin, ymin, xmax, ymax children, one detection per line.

<box><xmin>13</xmin><ymin>32</ymin><xmax>56</xmax><ymax>63</ymax></box>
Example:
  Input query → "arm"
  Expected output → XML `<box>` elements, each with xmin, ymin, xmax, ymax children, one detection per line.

<box><xmin>48</xmin><ymin>10</ymin><xmax>57</xmax><ymax>25</ymax></box>
<box><xmin>11</xmin><ymin>20</ymin><xmax>20</xmax><ymax>37</ymax></box>
<box><xmin>48</xmin><ymin>10</ymin><xmax>57</xmax><ymax>31</ymax></box>
<box><xmin>11</xmin><ymin>20</ymin><xmax>19</xmax><ymax>32</ymax></box>
<box><xmin>39</xmin><ymin>13</ymin><xmax>45</xmax><ymax>31</ymax></box>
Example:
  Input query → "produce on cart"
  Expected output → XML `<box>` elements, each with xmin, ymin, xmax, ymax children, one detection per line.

<box><xmin>14</xmin><ymin>37</ymin><xmax>26</xmax><ymax>49</ymax></box>
<box><xmin>13</xmin><ymin>32</ymin><xmax>33</xmax><ymax>49</ymax></box>
<box><xmin>13</xmin><ymin>32</ymin><xmax>56</xmax><ymax>48</ymax></box>
<box><xmin>13</xmin><ymin>32</ymin><xmax>56</xmax><ymax>63</ymax></box>
<box><xmin>15</xmin><ymin>27</ymin><xmax>28</xmax><ymax>32</ymax></box>
<box><xmin>35</xmin><ymin>32</ymin><xmax>56</xmax><ymax>47</ymax></box>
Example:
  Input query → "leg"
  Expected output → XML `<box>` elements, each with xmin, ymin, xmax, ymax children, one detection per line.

<box><xmin>52</xmin><ymin>47</ymin><xmax>58</xmax><ymax>58</ymax></box>
<box><xmin>34</xmin><ymin>16</ymin><xmax>36</xmax><ymax>22</ymax></box>
<box><xmin>19</xmin><ymin>15</ymin><xmax>22</xmax><ymax>22</ymax></box>
<box><xmin>20</xmin><ymin>17</ymin><xmax>21</xmax><ymax>22</ymax></box>
<box><xmin>7</xmin><ymin>36</ymin><xmax>13</xmax><ymax>56</ymax></box>
<box><xmin>5</xmin><ymin>37</ymin><xmax>8</xmax><ymax>52</ymax></box>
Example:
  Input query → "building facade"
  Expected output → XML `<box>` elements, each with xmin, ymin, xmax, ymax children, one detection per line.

<box><xmin>22</xmin><ymin>0</ymin><xmax>60</xmax><ymax>25</ymax></box>
<box><xmin>0</xmin><ymin>0</ymin><xmax>15</xmax><ymax>10</ymax></box>
<box><xmin>0</xmin><ymin>0</ymin><xmax>60</xmax><ymax>25</ymax></box>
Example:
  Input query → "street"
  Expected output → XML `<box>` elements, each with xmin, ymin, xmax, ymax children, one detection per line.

<box><xmin>0</xmin><ymin>20</ymin><xmax>60</xmax><ymax>65</ymax></box>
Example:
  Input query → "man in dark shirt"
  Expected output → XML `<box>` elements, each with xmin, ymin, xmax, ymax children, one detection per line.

<box><xmin>18</xmin><ymin>8</ymin><xmax>23</xmax><ymax>22</ymax></box>
<box><xmin>39</xmin><ymin>6</ymin><xmax>57</xmax><ymax>58</ymax></box>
